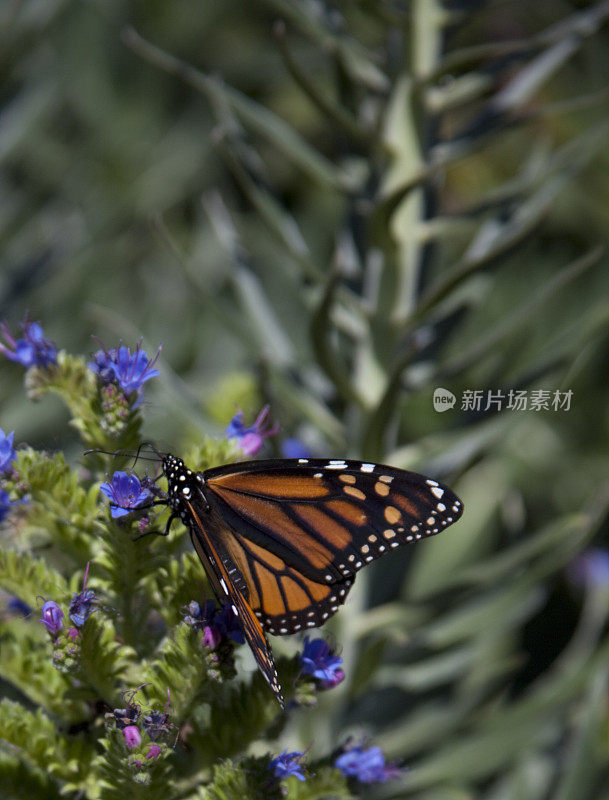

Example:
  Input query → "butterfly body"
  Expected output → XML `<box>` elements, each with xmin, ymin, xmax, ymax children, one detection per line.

<box><xmin>159</xmin><ymin>454</ymin><xmax>464</xmax><ymax>706</ymax></box>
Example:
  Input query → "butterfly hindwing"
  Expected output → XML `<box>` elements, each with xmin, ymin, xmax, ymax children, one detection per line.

<box><xmin>218</xmin><ymin>526</ymin><xmax>354</xmax><ymax>634</ymax></box>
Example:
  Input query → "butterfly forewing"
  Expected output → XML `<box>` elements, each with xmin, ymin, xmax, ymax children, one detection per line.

<box><xmin>203</xmin><ymin>458</ymin><xmax>463</xmax><ymax>584</ymax></box>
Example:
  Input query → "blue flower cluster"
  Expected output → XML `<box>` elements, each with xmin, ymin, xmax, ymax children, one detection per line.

<box><xmin>100</xmin><ymin>472</ymin><xmax>153</xmax><ymax>519</ymax></box>
<box><xmin>0</xmin><ymin>428</ymin><xmax>21</xmax><ymax>522</ymax></box>
<box><xmin>300</xmin><ymin>637</ymin><xmax>344</xmax><ymax>689</ymax></box>
<box><xmin>268</xmin><ymin>743</ymin><xmax>404</xmax><ymax>786</ymax></box>
<box><xmin>0</xmin><ymin>428</ymin><xmax>16</xmax><ymax>474</ymax></box>
<box><xmin>335</xmin><ymin>744</ymin><xmax>404</xmax><ymax>783</ymax></box>
<box><xmin>183</xmin><ymin>600</ymin><xmax>245</xmax><ymax>647</ymax></box>
<box><xmin>269</xmin><ymin>750</ymin><xmax>306</xmax><ymax>781</ymax></box>
<box><xmin>0</xmin><ymin>317</ymin><xmax>57</xmax><ymax>369</ymax></box>
<box><xmin>226</xmin><ymin>406</ymin><xmax>277</xmax><ymax>456</ymax></box>
<box><xmin>39</xmin><ymin>564</ymin><xmax>98</xmax><ymax>637</ymax></box>
<box><xmin>88</xmin><ymin>342</ymin><xmax>160</xmax><ymax>398</ymax></box>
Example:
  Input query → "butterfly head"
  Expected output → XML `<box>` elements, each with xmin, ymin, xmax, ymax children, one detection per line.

<box><xmin>161</xmin><ymin>454</ymin><xmax>206</xmax><ymax>519</ymax></box>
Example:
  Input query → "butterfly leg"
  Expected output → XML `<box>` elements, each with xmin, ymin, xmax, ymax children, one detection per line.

<box><xmin>133</xmin><ymin>511</ymin><xmax>178</xmax><ymax>541</ymax></box>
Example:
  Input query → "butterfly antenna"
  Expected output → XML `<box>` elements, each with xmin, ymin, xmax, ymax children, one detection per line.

<box><xmin>83</xmin><ymin>445</ymin><xmax>164</xmax><ymax>465</ymax></box>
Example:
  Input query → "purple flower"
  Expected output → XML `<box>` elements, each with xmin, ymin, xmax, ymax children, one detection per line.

<box><xmin>100</xmin><ymin>471</ymin><xmax>152</xmax><ymax>518</ymax></box>
<box><xmin>39</xmin><ymin>600</ymin><xmax>64</xmax><ymax>635</ymax></box>
<box><xmin>0</xmin><ymin>489</ymin><xmax>16</xmax><ymax>523</ymax></box>
<box><xmin>69</xmin><ymin>589</ymin><xmax>96</xmax><ymax>626</ymax></box>
<box><xmin>0</xmin><ymin>429</ymin><xmax>16</xmax><ymax>474</ymax></box>
<box><xmin>142</xmin><ymin>708</ymin><xmax>171</xmax><ymax>741</ymax></box>
<box><xmin>88</xmin><ymin>342</ymin><xmax>160</xmax><ymax>397</ymax></box>
<box><xmin>281</xmin><ymin>438</ymin><xmax>311</xmax><ymax>459</ymax></box>
<box><xmin>226</xmin><ymin>406</ymin><xmax>277</xmax><ymax>456</ymax></box>
<box><xmin>122</xmin><ymin>725</ymin><xmax>142</xmax><ymax>750</ymax></box>
<box><xmin>8</xmin><ymin>596</ymin><xmax>31</xmax><ymax>617</ymax></box>
<box><xmin>335</xmin><ymin>745</ymin><xmax>404</xmax><ymax>783</ymax></box>
<box><xmin>183</xmin><ymin>600</ymin><xmax>244</xmax><ymax>645</ymax></box>
<box><xmin>0</xmin><ymin>317</ymin><xmax>57</xmax><ymax>369</ymax></box>
<box><xmin>569</xmin><ymin>549</ymin><xmax>609</xmax><ymax>588</ymax></box>
<box><xmin>146</xmin><ymin>744</ymin><xmax>162</xmax><ymax>760</ymax></box>
<box><xmin>300</xmin><ymin>637</ymin><xmax>344</xmax><ymax>687</ymax></box>
<box><xmin>202</xmin><ymin>625</ymin><xmax>222</xmax><ymax>650</ymax></box>
<box><xmin>269</xmin><ymin>750</ymin><xmax>306</xmax><ymax>782</ymax></box>
<box><xmin>214</xmin><ymin>603</ymin><xmax>245</xmax><ymax>645</ymax></box>
<box><xmin>183</xmin><ymin>601</ymin><xmax>222</xmax><ymax>648</ymax></box>
<box><xmin>69</xmin><ymin>562</ymin><xmax>97</xmax><ymax>627</ymax></box>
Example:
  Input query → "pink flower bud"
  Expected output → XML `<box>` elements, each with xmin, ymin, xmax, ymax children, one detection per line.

<box><xmin>122</xmin><ymin>725</ymin><xmax>142</xmax><ymax>750</ymax></box>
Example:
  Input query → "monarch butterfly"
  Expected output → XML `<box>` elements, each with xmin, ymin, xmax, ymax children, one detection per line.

<box><xmin>149</xmin><ymin>453</ymin><xmax>464</xmax><ymax>707</ymax></box>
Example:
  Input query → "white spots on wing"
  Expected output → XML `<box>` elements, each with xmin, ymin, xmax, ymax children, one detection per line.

<box><xmin>231</xmin><ymin>604</ymin><xmax>238</xmax><ymax>615</ymax></box>
<box><xmin>431</xmin><ymin>486</ymin><xmax>444</xmax><ymax>499</ymax></box>
<box><xmin>298</xmin><ymin>458</ymin><xmax>309</xmax><ymax>463</ymax></box>
<box><xmin>179</xmin><ymin>474</ymin><xmax>185</xmax><ymax>481</ymax></box>
<box><xmin>325</xmin><ymin>574</ymin><xmax>333</xmax><ymax>582</ymax></box>
<box><xmin>426</xmin><ymin>479</ymin><xmax>439</xmax><ymax>487</ymax></box>
<box><xmin>360</xmin><ymin>463</ymin><xmax>375</xmax><ymax>473</ymax></box>
<box><xmin>437</xmin><ymin>502</ymin><xmax>446</xmax><ymax>512</ymax></box>
<box><xmin>220</xmin><ymin>578</ymin><xmax>228</xmax><ymax>594</ymax></box>
<box><xmin>182</xmin><ymin>487</ymin><xmax>191</xmax><ymax>497</ymax></box>
<box><xmin>314</xmin><ymin>472</ymin><xmax>323</xmax><ymax>478</ymax></box>
<box><xmin>325</xmin><ymin>461</ymin><xmax>347</xmax><ymax>469</ymax></box>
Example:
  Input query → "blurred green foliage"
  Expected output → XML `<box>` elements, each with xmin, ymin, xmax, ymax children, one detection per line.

<box><xmin>2</xmin><ymin>0</ymin><xmax>609</xmax><ymax>798</ymax></box>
